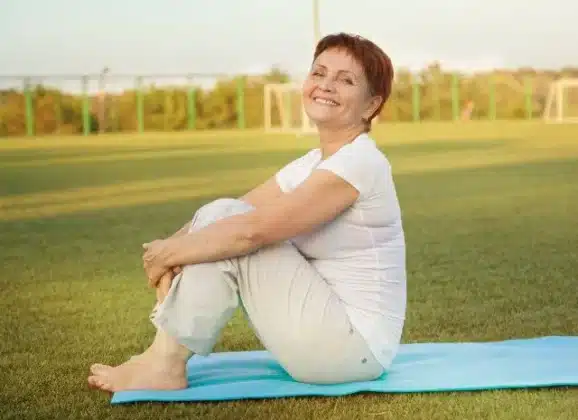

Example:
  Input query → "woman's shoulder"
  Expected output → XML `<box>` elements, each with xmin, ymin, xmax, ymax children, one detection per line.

<box><xmin>284</xmin><ymin>147</ymin><xmax>322</xmax><ymax>167</ymax></box>
<box><xmin>316</xmin><ymin>134</ymin><xmax>392</xmax><ymax>199</ymax></box>
<box><xmin>338</xmin><ymin>134</ymin><xmax>391</xmax><ymax>171</ymax></box>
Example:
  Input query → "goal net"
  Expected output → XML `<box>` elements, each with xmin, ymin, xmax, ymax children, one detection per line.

<box><xmin>264</xmin><ymin>83</ymin><xmax>316</xmax><ymax>133</ymax></box>
<box><xmin>543</xmin><ymin>78</ymin><xmax>578</xmax><ymax>123</ymax></box>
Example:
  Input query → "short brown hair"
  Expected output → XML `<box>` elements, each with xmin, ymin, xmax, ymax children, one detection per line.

<box><xmin>313</xmin><ymin>33</ymin><xmax>394</xmax><ymax>130</ymax></box>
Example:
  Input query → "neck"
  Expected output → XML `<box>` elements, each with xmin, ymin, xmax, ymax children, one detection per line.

<box><xmin>317</xmin><ymin>124</ymin><xmax>366</xmax><ymax>159</ymax></box>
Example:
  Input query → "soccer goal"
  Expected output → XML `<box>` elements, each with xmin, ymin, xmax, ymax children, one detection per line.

<box><xmin>543</xmin><ymin>78</ymin><xmax>578</xmax><ymax>123</ymax></box>
<box><xmin>263</xmin><ymin>82</ymin><xmax>317</xmax><ymax>133</ymax></box>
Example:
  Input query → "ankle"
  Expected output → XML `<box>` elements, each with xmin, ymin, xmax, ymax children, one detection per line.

<box><xmin>143</xmin><ymin>348</ymin><xmax>189</xmax><ymax>366</ymax></box>
<box><xmin>149</xmin><ymin>329</ymin><xmax>193</xmax><ymax>361</ymax></box>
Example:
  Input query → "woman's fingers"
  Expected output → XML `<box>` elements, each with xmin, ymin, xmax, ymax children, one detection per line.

<box><xmin>144</xmin><ymin>259</ymin><xmax>166</xmax><ymax>288</ymax></box>
<box><xmin>144</xmin><ymin>262</ymin><xmax>156</xmax><ymax>288</ymax></box>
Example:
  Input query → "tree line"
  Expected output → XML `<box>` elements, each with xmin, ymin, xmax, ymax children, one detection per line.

<box><xmin>0</xmin><ymin>63</ymin><xmax>577</xmax><ymax>137</ymax></box>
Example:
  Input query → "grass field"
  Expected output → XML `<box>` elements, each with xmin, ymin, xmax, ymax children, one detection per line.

<box><xmin>1</xmin><ymin>121</ymin><xmax>577</xmax><ymax>419</ymax></box>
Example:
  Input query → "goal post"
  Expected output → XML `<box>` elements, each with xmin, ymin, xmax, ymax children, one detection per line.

<box><xmin>543</xmin><ymin>78</ymin><xmax>578</xmax><ymax>123</ymax></box>
<box><xmin>264</xmin><ymin>82</ymin><xmax>316</xmax><ymax>133</ymax></box>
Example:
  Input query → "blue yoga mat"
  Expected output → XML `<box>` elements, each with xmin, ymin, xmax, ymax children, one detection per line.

<box><xmin>111</xmin><ymin>336</ymin><xmax>578</xmax><ymax>404</ymax></box>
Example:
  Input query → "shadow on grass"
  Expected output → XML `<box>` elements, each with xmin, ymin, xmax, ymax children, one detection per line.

<box><xmin>378</xmin><ymin>138</ymin><xmax>507</xmax><ymax>156</ymax></box>
<box><xmin>0</xmin><ymin>148</ymin><xmax>306</xmax><ymax>198</ymax></box>
<box><xmin>1</xmin><ymin>136</ymin><xmax>506</xmax><ymax>170</ymax></box>
<box><xmin>0</xmin><ymin>143</ymin><xmax>219</xmax><ymax>165</ymax></box>
<box><xmin>3</xmin><ymin>153</ymin><xmax>575</xmax><ymax>221</ymax></box>
<box><xmin>393</xmin><ymin>155</ymin><xmax>578</xmax><ymax>200</ymax></box>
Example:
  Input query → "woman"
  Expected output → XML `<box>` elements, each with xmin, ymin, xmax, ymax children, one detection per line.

<box><xmin>88</xmin><ymin>32</ymin><xmax>406</xmax><ymax>392</ymax></box>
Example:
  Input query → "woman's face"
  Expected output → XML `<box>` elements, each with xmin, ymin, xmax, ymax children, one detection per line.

<box><xmin>302</xmin><ymin>47</ymin><xmax>381</xmax><ymax>130</ymax></box>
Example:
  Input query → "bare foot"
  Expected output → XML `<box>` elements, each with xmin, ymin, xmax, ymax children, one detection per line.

<box><xmin>88</xmin><ymin>354</ymin><xmax>188</xmax><ymax>393</ymax></box>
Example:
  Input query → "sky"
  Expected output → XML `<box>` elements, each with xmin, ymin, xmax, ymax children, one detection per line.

<box><xmin>0</xmin><ymin>0</ymin><xmax>576</xmax><ymax>90</ymax></box>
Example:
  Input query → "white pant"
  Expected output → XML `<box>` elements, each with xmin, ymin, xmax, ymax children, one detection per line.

<box><xmin>152</xmin><ymin>198</ymin><xmax>383</xmax><ymax>384</ymax></box>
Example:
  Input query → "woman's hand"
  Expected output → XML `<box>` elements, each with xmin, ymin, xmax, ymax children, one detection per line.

<box><xmin>142</xmin><ymin>239</ymin><xmax>174</xmax><ymax>287</ymax></box>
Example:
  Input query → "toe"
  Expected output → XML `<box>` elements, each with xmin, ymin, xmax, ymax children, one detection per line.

<box><xmin>90</xmin><ymin>363</ymin><xmax>112</xmax><ymax>375</ymax></box>
<box><xmin>100</xmin><ymin>381</ymin><xmax>114</xmax><ymax>392</ymax></box>
<box><xmin>88</xmin><ymin>375</ymin><xmax>113</xmax><ymax>392</ymax></box>
<box><xmin>87</xmin><ymin>375</ymin><xmax>101</xmax><ymax>389</ymax></box>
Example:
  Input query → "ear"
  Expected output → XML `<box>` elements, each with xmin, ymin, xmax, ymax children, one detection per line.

<box><xmin>363</xmin><ymin>95</ymin><xmax>383</xmax><ymax>120</ymax></box>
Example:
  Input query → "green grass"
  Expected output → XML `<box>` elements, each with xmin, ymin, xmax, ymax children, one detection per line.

<box><xmin>1</xmin><ymin>121</ymin><xmax>577</xmax><ymax>419</ymax></box>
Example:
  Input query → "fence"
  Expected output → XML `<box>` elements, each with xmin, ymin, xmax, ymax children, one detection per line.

<box><xmin>0</xmin><ymin>73</ymin><xmax>253</xmax><ymax>137</ymax></box>
<box><xmin>0</xmin><ymin>67</ymin><xmax>573</xmax><ymax>137</ymax></box>
<box><xmin>395</xmin><ymin>74</ymin><xmax>535</xmax><ymax>122</ymax></box>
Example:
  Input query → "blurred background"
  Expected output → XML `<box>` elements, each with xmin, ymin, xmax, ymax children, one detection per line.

<box><xmin>1</xmin><ymin>0</ymin><xmax>576</xmax><ymax>136</ymax></box>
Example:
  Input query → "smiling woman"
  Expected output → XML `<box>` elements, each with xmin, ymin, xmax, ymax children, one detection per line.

<box><xmin>305</xmin><ymin>33</ymin><xmax>393</xmax><ymax>133</ymax></box>
<box><xmin>88</xmin><ymin>33</ymin><xmax>405</xmax><ymax>393</ymax></box>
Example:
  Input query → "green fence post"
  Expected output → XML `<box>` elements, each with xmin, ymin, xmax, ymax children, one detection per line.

<box><xmin>451</xmin><ymin>73</ymin><xmax>460</xmax><ymax>121</ymax></box>
<box><xmin>525</xmin><ymin>77</ymin><xmax>533</xmax><ymax>120</ymax></box>
<box><xmin>488</xmin><ymin>76</ymin><xmax>496</xmax><ymax>121</ymax></box>
<box><xmin>187</xmin><ymin>81</ymin><xmax>196</xmax><ymax>130</ymax></box>
<box><xmin>236</xmin><ymin>77</ymin><xmax>245</xmax><ymax>129</ymax></box>
<box><xmin>24</xmin><ymin>78</ymin><xmax>35</xmax><ymax>136</ymax></box>
<box><xmin>136</xmin><ymin>76</ymin><xmax>144</xmax><ymax>133</ymax></box>
<box><xmin>411</xmin><ymin>77</ymin><xmax>420</xmax><ymax>122</ymax></box>
<box><xmin>81</xmin><ymin>76</ymin><xmax>90</xmax><ymax>136</ymax></box>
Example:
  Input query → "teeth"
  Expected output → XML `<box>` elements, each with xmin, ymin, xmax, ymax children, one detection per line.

<box><xmin>314</xmin><ymin>98</ymin><xmax>338</xmax><ymax>106</ymax></box>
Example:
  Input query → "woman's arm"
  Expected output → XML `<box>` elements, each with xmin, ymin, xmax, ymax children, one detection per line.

<box><xmin>239</xmin><ymin>176</ymin><xmax>284</xmax><ymax>208</ymax></box>
<box><xmin>159</xmin><ymin>175</ymin><xmax>280</xmax><ymax>244</ymax></box>
<box><xmin>166</xmin><ymin>176</ymin><xmax>281</xmax><ymax>241</ymax></box>
<box><xmin>142</xmin><ymin>169</ymin><xmax>359</xmax><ymax>277</ymax></box>
<box><xmin>143</xmin><ymin>177</ymin><xmax>281</xmax><ymax>286</ymax></box>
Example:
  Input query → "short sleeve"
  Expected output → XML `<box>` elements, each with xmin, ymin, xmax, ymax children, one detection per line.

<box><xmin>275</xmin><ymin>160</ymin><xmax>296</xmax><ymax>193</ymax></box>
<box><xmin>275</xmin><ymin>150</ymin><xmax>319</xmax><ymax>193</ymax></box>
<box><xmin>316</xmin><ymin>141</ymin><xmax>380</xmax><ymax>199</ymax></box>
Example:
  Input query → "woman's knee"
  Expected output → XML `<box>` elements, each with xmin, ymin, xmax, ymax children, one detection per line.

<box><xmin>200</xmin><ymin>198</ymin><xmax>253</xmax><ymax>215</ymax></box>
<box><xmin>192</xmin><ymin>198</ymin><xmax>254</xmax><ymax>229</ymax></box>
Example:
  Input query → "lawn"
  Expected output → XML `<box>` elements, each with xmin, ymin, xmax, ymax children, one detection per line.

<box><xmin>0</xmin><ymin>121</ymin><xmax>577</xmax><ymax>419</ymax></box>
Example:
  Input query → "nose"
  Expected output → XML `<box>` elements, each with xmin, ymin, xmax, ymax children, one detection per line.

<box><xmin>318</xmin><ymin>76</ymin><xmax>335</xmax><ymax>92</ymax></box>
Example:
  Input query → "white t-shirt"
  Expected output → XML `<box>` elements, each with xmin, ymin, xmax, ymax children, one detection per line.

<box><xmin>275</xmin><ymin>133</ymin><xmax>406</xmax><ymax>369</ymax></box>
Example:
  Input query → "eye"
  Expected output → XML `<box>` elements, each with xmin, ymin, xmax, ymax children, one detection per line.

<box><xmin>341</xmin><ymin>77</ymin><xmax>354</xmax><ymax>85</ymax></box>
